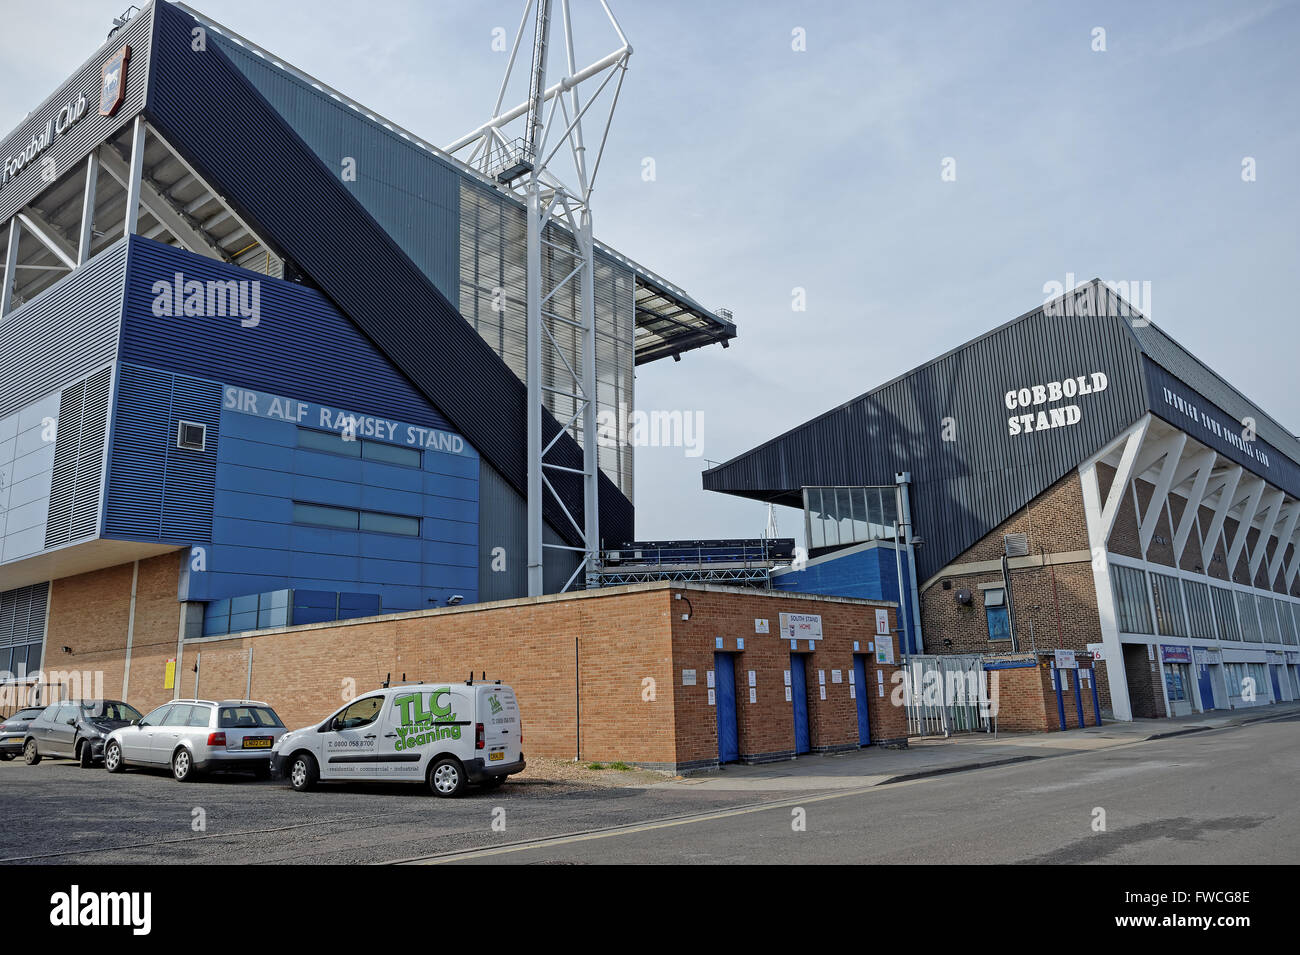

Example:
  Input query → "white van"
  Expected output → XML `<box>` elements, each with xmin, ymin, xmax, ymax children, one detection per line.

<box><xmin>269</xmin><ymin>681</ymin><xmax>524</xmax><ymax>797</ymax></box>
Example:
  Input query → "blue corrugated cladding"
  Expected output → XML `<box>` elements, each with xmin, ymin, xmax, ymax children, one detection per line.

<box><xmin>0</xmin><ymin>239</ymin><xmax>127</xmax><ymax>420</ymax></box>
<box><xmin>142</xmin><ymin>2</ymin><xmax>633</xmax><ymax>548</ymax></box>
<box><xmin>706</xmin><ymin>303</ymin><xmax>1150</xmax><ymax>580</ymax></box>
<box><xmin>772</xmin><ymin>544</ymin><xmax>918</xmax><ymax>653</ymax></box>
<box><xmin>105</xmin><ymin>363</ymin><xmax>219</xmax><ymax>543</ymax></box>
<box><xmin>209</xmin><ymin>32</ymin><xmax>461</xmax><ymax>304</ymax></box>
<box><xmin>119</xmin><ymin>237</ymin><xmax>451</xmax><ymax>434</ymax></box>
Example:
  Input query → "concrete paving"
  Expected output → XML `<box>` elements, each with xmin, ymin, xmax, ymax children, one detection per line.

<box><xmin>652</xmin><ymin>701</ymin><xmax>1300</xmax><ymax>792</ymax></box>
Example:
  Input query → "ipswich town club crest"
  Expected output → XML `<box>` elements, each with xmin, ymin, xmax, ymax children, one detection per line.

<box><xmin>99</xmin><ymin>45</ymin><xmax>131</xmax><ymax>117</ymax></box>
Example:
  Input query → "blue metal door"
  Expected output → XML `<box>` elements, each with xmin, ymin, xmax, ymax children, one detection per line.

<box><xmin>791</xmin><ymin>655</ymin><xmax>810</xmax><ymax>754</ymax></box>
<box><xmin>1198</xmin><ymin>663</ymin><xmax>1216</xmax><ymax>710</ymax></box>
<box><xmin>853</xmin><ymin>655</ymin><xmax>871</xmax><ymax>745</ymax></box>
<box><xmin>714</xmin><ymin>653</ymin><xmax>739</xmax><ymax>763</ymax></box>
<box><xmin>1270</xmin><ymin>665</ymin><xmax>1283</xmax><ymax>703</ymax></box>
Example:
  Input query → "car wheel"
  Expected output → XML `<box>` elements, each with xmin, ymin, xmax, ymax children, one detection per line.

<box><xmin>289</xmin><ymin>752</ymin><xmax>318</xmax><ymax>792</ymax></box>
<box><xmin>22</xmin><ymin>740</ymin><xmax>40</xmax><ymax>765</ymax></box>
<box><xmin>104</xmin><ymin>741</ymin><xmax>125</xmax><ymax>774</ymax></box>
<box><xmin>429</xmin><ymin>757</ymin><xmax>465</xmax><ymax>797</ymax></box>
<box><xmin>77</xmin><ymin>740</ymin><xmax>94</xmax><ymax>768</ymax></box>
<box><xmin>171</xmin><ymin>748</ymin><xmax>196</xmax><ymax>782</ymax></box>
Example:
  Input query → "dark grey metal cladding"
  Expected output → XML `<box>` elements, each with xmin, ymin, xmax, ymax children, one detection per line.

<box><xmin>0</xmin><ymin>6</ymin><xmax>153</xmax><ymax>224</ymax></box>
<box><xmin>704</xmin><ymin>303</ymin><xmax>1150</xmax><ymax>580</ymax></box>
<box><xmin>143</xmin><ymin>1</ymin><xmax>632</xmax><ymax>548</ymax></box>
<box><xmin>1144</xmin><ymin>357</ymin><xmax>1300</xmax><ymax>499</ymax></box>
<box><xmin>208</xmin><ymin>31</ymin><xmax>461</xmax><ymax>304</ymax></box>
<box><xmin>0</xmin><ymin>239</ymin><xmax>128</xmax><ymax>419</ymax></box>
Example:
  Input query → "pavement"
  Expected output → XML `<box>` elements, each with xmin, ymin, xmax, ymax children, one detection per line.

<box><xmin>651</xmin><ymin>701</ymin><xmax>1300</xmax><ymax>792</ymax></box>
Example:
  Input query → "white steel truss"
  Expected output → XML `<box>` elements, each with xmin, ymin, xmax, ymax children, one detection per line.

<box><xmin>447</xmin><ymin>0</ymin><xmax>631</xmax><ymax>595</ymax></box>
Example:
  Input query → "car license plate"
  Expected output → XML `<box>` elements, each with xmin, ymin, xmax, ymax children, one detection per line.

<box><xmin>242</xmin><ymin>737</ymin><xmax>273</xmax><ymax>749</ymax></box>
<box><xmin>489</xmin><ymin>751</ymin><xmax>504</xmax><ymax>761</ymax></box>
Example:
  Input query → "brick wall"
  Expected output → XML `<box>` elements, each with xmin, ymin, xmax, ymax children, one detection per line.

<box><xmin>1122</xmin><ymin>643</ymin><xmax>1167</xmax><ymax>719</ymax></box>
<box><xmin>986</xmin><ymin>656</ymin><xmax>1103</xmax><ymax>732</ymax></box>
<box><xmin>43</xmin><ymin>552</ymin><xmax>181</xmax><ymax>708</ymax></box>
<box><xmin>40</xmin><ymin>568</ymin><xmax>904</xmax><ymax>772</ymax></box>
<box><xmin>918</xmin><ymin>472</ymin><xmax>1112</xmax><ymax>712</ymax></box>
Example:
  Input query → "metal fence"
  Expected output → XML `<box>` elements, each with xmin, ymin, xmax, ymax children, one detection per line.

<box><xmin>901</xmin><ymin>654</ymin><xmax>994</xmax><ymax>736</ymax></box>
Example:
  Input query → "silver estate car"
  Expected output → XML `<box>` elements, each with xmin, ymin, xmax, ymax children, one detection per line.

<box><xmin>103</xmin><ymin>699</ymin><xmax>286</xmax><ymax>782</ymax></box>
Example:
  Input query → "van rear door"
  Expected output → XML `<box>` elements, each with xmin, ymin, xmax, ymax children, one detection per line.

<box><xmin>478</xmin><ymin>685</ymin><xmax>520</xmax><ymax>767</ymax></box>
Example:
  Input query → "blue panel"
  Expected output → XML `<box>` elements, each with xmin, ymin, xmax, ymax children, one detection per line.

<box><xmin>294</xmin><ymin>590</ymin><xmax>336</xmax><ymax>609</ymax></box>
<box><xmin>714</xmin><ymin>653</ymin><xmax>739</xmax><ymax>764</ymax></box>
<box><xmin>1198</xmin><ymin>662</ymin><xmax>1216</xmax><ymax>711</ymax></box>
<box><xmin>853</xmin><ymin>655</ymin><xmax>871</xmax><ymax>745</ymax></box>
<box><xmin>773</xmin><ymin>545</ymin><xmax>916</xmax><ymax>654</ymax></box>
<box><xmin>791</xmin><ymin>655</ymin><xmax>810</xmax><ymax>754</ymax></box>
<box><xmin>105</xmin><ymin>363</ymin><xmax>219</xmax><ymax>545</ymax></box>
<box><xmin>121</xmin><ymin>238</ymin><xmax>455</xmax><ymax>436</ymax></box>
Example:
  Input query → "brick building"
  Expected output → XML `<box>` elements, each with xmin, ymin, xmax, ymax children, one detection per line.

<box><xmin>706</xmin><ymin>281</ymin><xmax>1300</xmax><ymax>723</ymax></box>
<box><xmin>8</xmin><ymin>567</ymin><xmax>904</xmax><ymax>772</ymax></box>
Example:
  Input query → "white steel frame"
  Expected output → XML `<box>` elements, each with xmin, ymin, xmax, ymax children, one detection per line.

<box><xmin>447</xmin><ymin>0</ymin><xmax>631</xmax><ymax>595</ymax></box>
<box><xmin>1080</xmin><ymin>413</ymin><xmax>1300</xmax><ymax>720</ymax></box>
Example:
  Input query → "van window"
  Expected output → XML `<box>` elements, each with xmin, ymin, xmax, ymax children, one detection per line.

<box><xmin>218</xmin><ymin>706</ymin><xmax>284</xmax><ymax>729</ymax></box>
<box><xmin>333</xmin><ymin>697</ymin><xmax>382</xmax><ymax>730</ymax></box>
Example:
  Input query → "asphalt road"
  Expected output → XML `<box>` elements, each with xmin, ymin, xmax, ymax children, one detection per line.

<box><xmin>2</xmin><ymin>715</ymin><xmax>1295</xmax><ymax>864</ymax></box>
<box><xmin>433</xmin><ymin>715</ymin><xmax>1300</xmax><ymax>865</ymax></box>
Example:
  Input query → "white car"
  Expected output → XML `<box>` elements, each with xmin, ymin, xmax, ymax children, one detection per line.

<box><xmin>103</xmin><ymin>699</ymin><xmax>287</xmax><ymax>781</ymax></box>
<box><xmin>270</xmin><ymin>681</ymin><xmax>524</xmax><ymax>797</ymax></box>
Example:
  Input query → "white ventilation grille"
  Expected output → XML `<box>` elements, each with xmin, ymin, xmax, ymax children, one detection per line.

<box><xmin>176</xmin><ymin>420</ymin><xmax>207</xmax><ymax>451</ymax></box>
<box><xmin>45</xmin><ymin>367</ymin><xmax>112</xmax><ymax>548</ymax></box>
<box><xmin>1003</xmin><ymin>532</ymin><xmax>1029</xmax><ymax>558</ymax></box>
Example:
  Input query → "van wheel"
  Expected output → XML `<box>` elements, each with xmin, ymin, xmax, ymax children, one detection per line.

<box><xmin>172</xmin><ymin>748</ymin><xmax>196</xmax><ymax>782</ymax></box>
<box><xmin>22</xmin><ymin>740</ymin><xmax>40</xmax><ymax>765</ymax></box>
<box><xmin>104</xmin><ymin>741</ymin><xmax>125</xmax><ymax>773</ymax></box>
<box><xmin>481</xmin><ymin>775</ymin><xmax>504</xmax><ymax>790</ymax></box>
<box><xmin>77</xmin><ymin>740</ymin><xmax>94</xmax><ymax>768</ymax></box>
<box><xmin>289</xmin><ymin>753</ymin><xmax>318</xmax><ymax>792</ymax></box>
<box><xmin>429</xmin><ymin>757</ymin><xmax>465</xmax><ymax>797</ymax></box>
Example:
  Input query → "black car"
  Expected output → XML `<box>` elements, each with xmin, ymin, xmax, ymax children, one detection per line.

<box><xmin>0</xmin><ymin>707</ymin><xmax>45</xmax><ymax>761</ymax></box>
<box><xmin>23</xmin><ymin>700</ymin><xmax>143</xmax><ymax>768</ymax></box>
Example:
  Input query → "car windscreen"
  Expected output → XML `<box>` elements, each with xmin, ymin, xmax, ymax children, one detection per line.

<box><xmin>81</xmin><ymin>701</ymin><xmax>142</xmax><ymax>722</ymax></box>
<box><xmin>217</xmin><ymin>706</ymin><xmax>283</xmax><ymax>729</ymax></box>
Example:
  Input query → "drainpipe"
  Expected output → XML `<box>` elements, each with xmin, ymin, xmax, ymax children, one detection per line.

<box><xmin>896</xmin><ymin>473</ymin><xmax>925</xmax><ymax>653</ymax></box>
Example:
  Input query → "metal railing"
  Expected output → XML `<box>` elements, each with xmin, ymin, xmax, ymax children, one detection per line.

<box><xmin>901</xmin><ymin>654</ymin><xmax>994</xmax><ymax>737</ymax></box>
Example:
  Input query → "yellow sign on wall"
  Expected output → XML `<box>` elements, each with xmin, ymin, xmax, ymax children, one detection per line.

<box><xmin>164</xmin><ymin>658</ymin><xmax>176</xmax><ymax>690</ymax></box>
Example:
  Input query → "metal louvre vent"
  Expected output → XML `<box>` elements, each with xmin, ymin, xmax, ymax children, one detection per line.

<box><xmin>177</xmin><ymin>420</ymin><xmax>207</xmax><ymax>451</ymax></box>
<box><xmin>45</xmin><ymin>367</ymin><xmax>112</xmax><ymax>548</ymax></box>
<box><xmin>0</xmin><ymin>583</ymin><xmax>49</xmax><ymax>648</ymax></box>
<box><xmin>1003</xmin><ymin>532</ymin><xmax>1029</xmax><ymax>558</ymax></box>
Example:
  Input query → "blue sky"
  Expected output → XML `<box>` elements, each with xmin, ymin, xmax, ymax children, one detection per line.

<box><xmin>3</xmin><ymin>1</ymin><xmax>1298</xmax><ymax>545</ymax></box>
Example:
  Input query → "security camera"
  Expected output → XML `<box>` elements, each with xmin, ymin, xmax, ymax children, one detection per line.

<box><xmin>447</xmin><ymin>595</ymin><xmax>464</xmax><ymax>606</ymax></box>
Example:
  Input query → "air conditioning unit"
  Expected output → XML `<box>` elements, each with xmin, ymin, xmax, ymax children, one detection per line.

<box><xmin>1004</xmin><ymin>532</ymin><xmax>1029</xmax><ymax>557</ymax></box>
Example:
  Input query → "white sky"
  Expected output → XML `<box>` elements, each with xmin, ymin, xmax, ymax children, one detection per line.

<box><xmin>3</xmin><ymin>0</ymin><xmax>1298</xmax><ymax>546</ymax></box>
